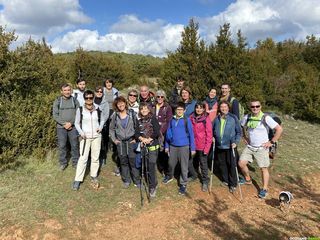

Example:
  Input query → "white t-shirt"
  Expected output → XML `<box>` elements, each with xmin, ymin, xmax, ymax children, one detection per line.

<box><xmin>72</xmin><ymin>89</ymin><xmax>84</xmax><ymax>107</ymax></box>
<box><xmin>241</xmin><ymin>114</ymin><xmax>278</xmax><ymax>147</ymax></box>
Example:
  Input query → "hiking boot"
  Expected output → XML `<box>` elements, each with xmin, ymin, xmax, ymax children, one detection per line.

<box><xmin>60</xmin><ymin>164</ymin><xmax>67</xmax><ymax>171</ymax></box>
<box><xmin>72</xmin><ymin>181</ymin><xmax>80</xmax><ymax>191</ymax></box>
<box><xmin>258</xmin><ymin>189</ymin><xmax>268</xmax><ymax>199</ymax></box>
<box><xmin>202</xmin><ymin>183</ymin><xmax>208</xmax><ymax>192</ymax></box>
<box><xmin>91</xmin><ymin>177</ymin><xmax>100</xmax><ymax>189</ymax></box>
<box><xmin>150</xmin><ymin>188</ymin><xmax>157</xmax><ymax>198</ymax></box>
<box><xmin>134</xmin><ymin>182</ymin><xmax>142</xmax><ymax>189</ymax></box>
<box><xmin>123</xmin><ymin>182</ymin><xmax>130</xmax><ymax>189</ymax></box>
<box><xmin>114</xmin><ymin>167</ymin><xmax>120</xmax><ymax>177</ymax></box>
<box><xmin>239</xmin><ymin>177</ymin><xmax>252</xmax><ymax>185</ymax></box>
<box><xmin>229</xmin><ymin>186</ymin><xmax>236</xmax><ymax>193</ymax></box>
<box><xmin>187</xmin><ymin>177</ymin><xmax>197</xmax><ymax>182</ymax></box>
<box><xmin>162</xmin><ymin>176</ymin><xmax>173</xmax><ymax>184</ymax></box>
<box><xmin>220</xmin><ymin>181</ymin><xmax>229</xmax><ymax>188</ymax></box>
<box><xmin>178</xmin><ymin>185</ymin><xmax>187</xmax><ymax>195</ymax></box>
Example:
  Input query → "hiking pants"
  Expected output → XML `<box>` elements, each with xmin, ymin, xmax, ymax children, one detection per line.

<box><xmin>75</xmin><ymin>136</ymin><xmax>101</xmax><ymax>182</ymax></box>
<box><xmin>57</xmin><ymin>127</ymin><xmax>79</xmax><ymax>166</ymax></box>
<box><xmin>117</xmin><ymin>141</ymin><xmax>140</xmax><ymax>185</ymax></box>
<box><xmin>168</xmin><ymin>145</ymin><xmax>190</xmax><ymax>186</ymax></box>
<box><xmin>216</xmin><ymin>148</ymin><xmax>237</xmax><ymax>187</ymax></box>
<box><xmin>192</xmin><ymin>150</ymin><xmax>209</xmax><ymax>184</ymax></box>
<box><xmin>142</xmin><ymin>148</ymin><xmax>158</xmax><ymax>189</ymax></box>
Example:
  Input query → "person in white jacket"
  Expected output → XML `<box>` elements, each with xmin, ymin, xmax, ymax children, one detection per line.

<box><xmin>72</xmin><ymin>90</ymin><xmax>106</xmax><ymax>190</ymax></box>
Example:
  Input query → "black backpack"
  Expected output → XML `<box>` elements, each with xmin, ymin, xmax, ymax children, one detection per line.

<box><xmin>79</xmin><ymin>106</ymin><xmax>101</xmax><ymax>129</ymax></box>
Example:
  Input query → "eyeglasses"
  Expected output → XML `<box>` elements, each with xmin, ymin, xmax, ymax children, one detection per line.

<box><xmin>129</xmin><ymin>94</ymin><xmax>137</xmax><ymax>97</ymax></box>
<box><xmin>84</xmin><ymin>97</ymin><xmax>94</xmax><ymax>100</ymax></box>
<box><xmin>250</xmin><ymin>105</ymin><xmax>261</xmax><ymax>109</ymax></box>
<box><xmin>157</xmin><ymin>96</ymin><xmax>164</xmax><ymax>98</ymax></box>
<box><xmin>176</xmin><ymin>108</ymin><xmax>184</xmax><ymax>111</ymax></box>
<box><xmin>96</xmin><ymin>90</ymin><xmax>103</xmax><ymax>93</ymax></box>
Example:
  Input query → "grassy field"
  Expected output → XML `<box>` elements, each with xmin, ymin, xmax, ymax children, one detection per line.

<box><xmin>0</xmin><ymin>117</ymin><xmax>320</xmax><ymax>239</ymax></box>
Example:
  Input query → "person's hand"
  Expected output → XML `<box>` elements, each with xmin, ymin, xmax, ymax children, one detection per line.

<box><xmin>165</xmin><ymin>148</ymin><xmax>169</xmax><ymax>154</ymax></box>
<box><xmin>64</xmin><ymin>122</ymin><xmax>72</xmax><ymax>130</ymax></box>
<box><xmin>212</xmin><ymin>137</ymin><xmax>215</xmax><ymax>143</ymax></box>
<box><xmin>96</xmin><ymin>128</ymin><xmax>102</xmax><ymax>133</ymax></box>
<box><xmin>191</xmin><ymin>150</ymin><xmax>196</xmax><ymax>156</ymax></box>
<box><xmin>114</xmin><ymin>139</ymin><xmax>121</xmax><ymax>145</ymax></box>
<box><xmin>262</xmin><ymin>141</ymin><xmax>272</xmax><ymax>149</ymax></box>
<box><xmin>130</xmin><ymin>139</ymin><xmax>136</xmax><ymax>144</ymax></box>
<box><xmin>242</xmin><ymin>137</ymin><xmax>249</xmax><ymax>145</ymax></box>
<box><xmin>231</xmin><ymin>143</ymin><xmax>237</xmax><ymax>149</ymax></box>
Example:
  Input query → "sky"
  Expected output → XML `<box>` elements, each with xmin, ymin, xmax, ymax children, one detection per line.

<box><xmin>0</xmin><ymin>0</ymin><xmax>319</xmax><ymax>57</ymax></box>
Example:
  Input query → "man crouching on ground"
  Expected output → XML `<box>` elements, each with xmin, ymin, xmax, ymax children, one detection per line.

<box><xmin>238</xmin><ymin>99</ymin><xmax>283</xmax><ymax>199</ymax></box>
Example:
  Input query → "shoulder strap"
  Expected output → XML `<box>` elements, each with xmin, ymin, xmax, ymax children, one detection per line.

<box><xmin>80</xmin><ymin>106</ymin><xmax>83</xmax><ymax>129</ymax></box>
<box><xmin>97</xmin><ymin>108</ymin><xmax>101</xmax><ymax>125</ymax></box>
<box><xmin>58</xmin><ymin>96</ymin><xmax>76</xmax><ymax>109</ymax></box>
<box><xmin>183</xmin><ymin>116</ymin><xmax>190</xmax><ymax>137</ymax></box>
<box><xmin>74</xmin><ymin>92</ymin><xmax>78</xmax><ymax>100</ymax></box>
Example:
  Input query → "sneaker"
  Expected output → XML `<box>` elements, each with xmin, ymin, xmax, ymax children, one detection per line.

<box><xmin>187</xmin><ymin>177</ymin><xmax>197</xmax><ymax>182</ymax></box>
<box><xmin>220</xmin><ymin>181</ymin><xmax>229</xmax><ymax>187</ymax></box>
<box><xmin>229</xmin><ymin>186</ymin><xmax>236</xmax><ymax>193</ymax></box>
<box><xmin>258</xmin><ymin>189</ymin><xmax>268</xmax><ymax>199</ymax></box>
<box><xmin>239</xmin><ymin>177</ymin><xmax>252</xmax><ymax>185</ymax></box>
<box><xmin>134</xmin><ymin>183</ymin><xmax>142</xmax><ymax>189</ymax></box>
<box><xmin>91</xmin><ymin>177</ymin><xmax>100</xmax><ymax>189</ymax></box>
<box><xmin>114</xmin><ymin>167</ymin><xmax>121</xmax><ymax>177</ymax></box>
<box><xmin>202</xmin><ymin>183</ymin><xmax>208</xmax><ymax>192</ymax></box>
<box><xmin>60</xmin><ymin>164</ymin><xmax>67</xmax><ymax>171</ymax></box>
<box><xmin>123</xmin><ymin>182</ymin><xmax>130</xmax><ymax>189</ymax></box>
<box><xmin>150</xmin><ymin>188</ymin><xmax>157</xmax><ymax>198</ymax></box>
<box><xmin>178</xmin><ymin>185</ymin><xmax>187</xmax><ymax>195</ymax></box>
<box><xmin>72</xmin><ymin>181</ymin><xmax>80</xmax><ymax>191</ymax></box>
<box><xmin>162</xmin><ymin>176</ymin><xmax>173</xmax><ymax>184</ymax></box>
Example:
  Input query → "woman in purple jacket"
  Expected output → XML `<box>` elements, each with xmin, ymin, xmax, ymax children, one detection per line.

<box><xmin>153</xmin><ymin>90</ymin><xmax>173</xmax><ymax>176</ymax></box>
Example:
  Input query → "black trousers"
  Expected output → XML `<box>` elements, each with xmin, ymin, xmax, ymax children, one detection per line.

<box><xmin>216</xmin><ymin>148</ymin><xmax>237</xmax><ymax>188</ymax></box>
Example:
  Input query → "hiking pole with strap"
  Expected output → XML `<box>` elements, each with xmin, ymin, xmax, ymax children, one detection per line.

<box><xmin>141</xmin><ymin>145</ymin><xmax>150</xmax><ymax>203</ymax></box>
<box><xmin>209</xmin><ymin>142</ymin><xmax>215</xmax><ymax>194</ymax></box>
<box><xmin>139</xmin><ymin>145</ymin><xmax>144</xmax><ymax>207</ymax></box>
<box><xmin>232</xmin><ymin>148</ymin><xmax>243</xmax><ymax>202</ymax></box>
<box><xmin>81</xmin><ymin>138</ymin><xmax>86</xmax><ymax>156</ymax></box>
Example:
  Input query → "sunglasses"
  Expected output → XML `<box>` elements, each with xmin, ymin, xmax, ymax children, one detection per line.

<box><xmin>129</xmin><ymin>94</ymin><xmax>137</xmax><ymax>97</ymax></box>
<box><xmin>84</xmin><ymin>97</ymin><xmax>94</xmax><ymax>100</ymax></box>
<box><xmin>96</xmin><ymin>90</ymin><xmax>103</xmax><ymax>93</ymax></box>
<box><xmin>250</xmin><ymin>105</ymin><xmax>261</xmax><ymax>109</ymax></box>
<box><xmin>157</xmin><ymin>96</ymin><xmax>164</xmax><ymax>98</ymax></box>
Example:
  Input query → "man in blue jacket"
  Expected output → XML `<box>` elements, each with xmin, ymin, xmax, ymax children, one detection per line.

<box><xmin>163</xmin><ymin>102</ymin><xmax>196</xmax><ymax>195</ymax></box>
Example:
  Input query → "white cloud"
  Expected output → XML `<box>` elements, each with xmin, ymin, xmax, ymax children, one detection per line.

<box><xmin>51</xmin><ymin>15</ymin><xmax>184</xmax><ymax>57</ymax></box>
<box><xmin>0</xmin><ymin>0</ymin><xmax>92</xmax><ymax>35</ymax></box>
<box><xmin>198</xmin><ymin>0</ymin><xmax>320</xmax><ymax>45</ymax></box>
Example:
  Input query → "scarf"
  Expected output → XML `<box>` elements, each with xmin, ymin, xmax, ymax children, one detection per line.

<box><xmin>205</xmin><ymin>96</ymin><xmax>218</xmax><ymax>109</ymax></box>
<box><xmin>247</xmin><ymin>111</ymin><xmax>264</xmax><ymax>129</ymax></box>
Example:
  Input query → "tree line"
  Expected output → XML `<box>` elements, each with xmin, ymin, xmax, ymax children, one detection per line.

<box><xmin>0</xmin><ymin>19</ymin><xmax>320</xmax><ymax>170</ymax></box>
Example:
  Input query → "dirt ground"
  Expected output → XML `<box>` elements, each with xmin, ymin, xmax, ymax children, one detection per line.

<box><xmin>1</xmin><ymin>172</ymin><xmax>319</xmax><ymax>240</ymax></box>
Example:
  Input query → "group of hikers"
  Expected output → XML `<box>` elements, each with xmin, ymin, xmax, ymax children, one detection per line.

<box><xmin>52</xmin><ymin>76</ymin><xmax>283</xmax><ymax>199</ymax></box>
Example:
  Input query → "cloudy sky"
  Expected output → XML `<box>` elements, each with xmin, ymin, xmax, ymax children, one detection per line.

<box><xmin>0</xmin><ymin>0</ymin><xmax>319</xmax><ymax>56</ymax></box>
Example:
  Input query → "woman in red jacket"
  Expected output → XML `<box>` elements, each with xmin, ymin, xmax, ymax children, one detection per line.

<box><xmin>189</xmin><ymin>101</ymin><xmax>213</xmax><ymax>192</ymax></box>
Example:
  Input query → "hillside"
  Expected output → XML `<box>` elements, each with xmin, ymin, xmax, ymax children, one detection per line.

<box><xmin>0</xmin><ymin>117</ymin><xmax>319</xmax><ymax>239</ymax></box>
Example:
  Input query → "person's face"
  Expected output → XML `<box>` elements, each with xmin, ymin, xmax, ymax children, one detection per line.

<box><xmin>250</xmin><ymin>101</ymin><xmax>261</xmax><ymax>115</ymax></box>
<box><xmin>105</xmin><ymin>80</ymin><xmax>113</xmax><ymax>90</ymax></box>
<box><xmin>156</xmin><ymin>95</ymin><xmax>165</xmax><ymax>104</ymax></box>
<box><xmin>128</xmin><ymin>92</ymin><xmax>138</xmax><ymax>103</ymax></box>
<box><xmin>220</xmin><ymin>103</ymin><xmax>229</xmax><ymax>115</ymax></box>
<box><xmin>140</xmin><ymin>86</ymin><xmax>149</xmax><ymax>99</ymax></box>
<box><xmin>117</xmin><ymin>101</ymin><xmax>126</xmax><ymax>112</ymax></box>
<box><xmin>77</xmin><ymin>81</ymin><xmax>86</xmax><ymax>91</ymax></box>
<box><xmin>140</xmin><ymin>106</ymin><xmax>150</xmax><ymax>117</ymax></box>
<box><xmin>61</xmin><ymin>86</ymin><xmax>72</xmax><ymax>98</ymax></box>
<box><xmin>209</xmin><ymin>89</ymin><xmax>217</xmax><ymax>98</ymax></box>
<box><xmin>177</xmin><ymin>79</ymin><xmax>184</xmax><ymax>88</ymax></box>
<box><xmin>176</xmin><ymin>107</ymin><xmax>184</xmax><ymax>117</ymax></box>
<box><xmin>84</xmin><ymin>94</ymin><xmax>94</xmax><ymax>105</ymax></box>
<box><xmin>95</xmin><ymin>89</ymin><xmax>103</xmax><ymax>98</ymax></box>
<box><xmin>195</xmin><ymin>105</ymin><xmax>204</xmax><ymax>115</ymax></box>
<box><xmin>181</xmin><ymin>90</ymin><xmax>190</xmax><ymax>101</ymax></box>
<box><xmin>221</xmin><ymin>85</ymin><xmax>230</xmax><ymax>97</ymax></box>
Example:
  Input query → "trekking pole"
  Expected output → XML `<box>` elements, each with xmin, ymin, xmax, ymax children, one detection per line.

<box><xmin>232</xmin><ymin>148</ymin><xmax>243</xmax><ymax>202</ymax></box>
<box><xmin>141</xmin><ymin>145</ymin><xmax>150</xmax><ymax>203</ymax></box>
<box><xmin>209</xmin><ymin>142</ymin><xmax>215</xmax><ymax>194</ymax></box>
<box><xmin>139</xmin><ymin>145</ymin><xmax>144</xmax><ymax>207</ymax></box>
<box><xmin>81</xmin><ymin>138</ymin><xmax>86</xmax><ymax>156</ymax></box>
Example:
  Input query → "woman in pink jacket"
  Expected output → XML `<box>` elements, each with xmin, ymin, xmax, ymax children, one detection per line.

<box><xmin>189</xmin><ymin>101</ymin><xmax>213</xmax><ymax>192</ymax></box>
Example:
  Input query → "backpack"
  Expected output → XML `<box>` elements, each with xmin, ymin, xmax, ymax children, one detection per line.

<box><xmin>79</xmin><ymin>106</ymin><xmax>101</xmax><ymax>129</ymax></box>
<box><xmin>230</xmin><ymin>97</ymin><xmax>245</xmax><ymax>120</ymax></box>
<box><xmin>57</xmin><ymin>96</ymin><xmax>77</xmax><ymax>110</ymax></box>
<box><xmin>245</xmin><ymin>112</ymin><xmax>282</xmax><ymax>159</ymax></box>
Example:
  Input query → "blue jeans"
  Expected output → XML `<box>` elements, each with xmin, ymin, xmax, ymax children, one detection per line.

<box><xmin>57</xmin><ymin>127</ymin><xmax>79</xmax><ymax>166</ymax></box>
